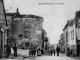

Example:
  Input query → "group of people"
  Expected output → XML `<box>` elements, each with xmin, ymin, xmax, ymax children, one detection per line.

<box><xmin>29</xmin><ymin>48</ymin><xmax>36</xmax><ymax>56</ymax></box>
<box><xmin>4</xmin><ymin>43</ymin><xmax>17</xmax><ymax>58</ymax></box>
<box><xmin>4</xmin><ymin>44</ymin><xmax>60</xmax><ymax>58</ymax></box>
<box><xmin>29</xmin><ymin>47</ymin><xmax>44</xmax><ymax>57</ymax></box>
<box><xmin>49</xmin><ymin>46</ymin><xmax>60</xmax><ymax>56</ymax></box>
<box><xmin>67</xmin><ymin>47</ymin><xmax>75</xmax><ymax>57</ymax></box>
<box><xmin>37</xmin><ymin>48</ymin><xmax>44</xmax><ymax>56</ymax></box>
<box><xmin>29</xmin><ymin>46</ymin><xmax>60</xmax><ymax>57</ymax></box>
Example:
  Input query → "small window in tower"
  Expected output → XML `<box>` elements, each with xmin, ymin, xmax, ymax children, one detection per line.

<box><xmin>19</xmin><ymin>34</ymin><xmax>23</xmax><ymax>37</ymax></box>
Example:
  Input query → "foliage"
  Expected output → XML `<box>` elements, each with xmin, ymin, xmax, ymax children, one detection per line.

<box><xmin>11</xmin><ymin>19</ymin><xmax>19</xmax><ymax>34</ymax></box>
<box><xmin>7</xmin><ymin>36</ymin><xmax>17</xmax><ymax>44</ymax></box>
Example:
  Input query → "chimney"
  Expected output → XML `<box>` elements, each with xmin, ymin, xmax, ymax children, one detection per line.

<box><xmin>16</xmin><ymin>8</ymin><xmax>20</xmax><ymax>15</ymax></box>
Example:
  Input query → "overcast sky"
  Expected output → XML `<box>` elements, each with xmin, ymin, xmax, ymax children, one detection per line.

<box><xmin>4</xmin><ymin>0</ymin><xmax>80</xmax><ymax>44</ymax></box>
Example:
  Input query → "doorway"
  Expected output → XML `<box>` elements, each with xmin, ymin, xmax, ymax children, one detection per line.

<box><xmin>25</xmin><ymin>42</ymin><xmax>29</xmax><ymax>48</ymax></box>
<box><xmin>1</xmin><ymin>31</ymin><xmax>3</xmax><ymax>51</ymax></box>
<box><xmin>77</xmin><ymin>45</ymin><xmax>80</xmax><ymax>56</ymax></box>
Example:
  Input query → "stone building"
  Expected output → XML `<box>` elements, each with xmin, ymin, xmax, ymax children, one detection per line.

<box><xmin>0</xmin><ymin>0</ymin><xmax>8</xmax><ymax>56</ymax></box>
<box><xmin>42</xmin><ymin>29</ymin><xmax>47</xmax><ymax>49</ymax></box>
<box><xmin>0</xmin><ymin>0</ymin><xmax>4</xmax><ymax>53</ymax></box>
<box><xmin>63</xmin><ymin>20</ymin><xmax>70</xmax><ymax>53</ymax></box>
<box><xmin>75</xmin><ymin>11</ymin><xmax>80</xmax><ymax>56</ymax></box>
<box><xmin>5</xmin><ymin>9</ymin><xmax>43</xmax><ymax>49</ymax></box>
<box><xmin>68</xmin><ymin>19</ymin><xmax>77</xmax><ymax>55</ymax></box>
<box><xmin>21</xmin><ymin>15</ymin><xmax>43</xmax><ymax>49</ymax></box>
<box><xmin>63</xmin><ymin>19</ymin><xmax>77</xmax><ymax>55</ymax></box>
<box><xmin>63</xmin><ymin>10</ymin><xmax>80</xmax><ymax>56</ymax></box>
<box><xmin>59</xmin><ymin>33</ymin><xmax>65</xmax><ymax>53</ymax></box>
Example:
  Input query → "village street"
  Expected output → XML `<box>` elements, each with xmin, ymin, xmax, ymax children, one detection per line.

<box><xmin>0</xmin><ymin>49</ymin><xmax>80</xmax><ymax>60</ymax></box>
<box><xmin>35</xmin><ymin>55</ymin><xmax>79</xmax><ymax>60</ymax></box>
<box><xmin>1</xmin><ymin>0</ymin><xmax>80</xmax><ymax>60</ymax></box>
<box><xmin>1</xmin><ymin>54</ymin><xmax>80</xmax><ymax>60</ymax></box>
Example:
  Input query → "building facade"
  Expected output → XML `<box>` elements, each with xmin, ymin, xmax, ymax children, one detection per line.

<box><xmin>63</xmin><ymin>20</ymin><xmax>69</xmax><ymax>53</ymax></box>
<box><xmin>5</xmin><ymin>9</ymin><xmax>43</xmax><ymax>49</ymax></box>
<box><xmin>63</xmin><ymin>19</ymin><xmax>77</xmax><ymax>55</ymax></box>
<box><xmin>42</xmin><ymin>29</ymin><xmax>47</xmax><ymax>49</ymax></box>
<box><xmin>21</xmin><ymin>15</ymin><xmax>43</xmax><ymax>49</ymax></box>
<box><xmin>75</xmin><ymin>11</ymin><xmax>80</xmax><ymax>56</ymax></box>
<box><xmin>68</xmin><ymin>19</ymin><xmax>77</xmax><ymax>55</ymax></box>
<box><xmin>59</xmin><ymin>33</ymin><xmax>65</xmax><ymax>53</ymax></box>
<box><xmin>0</xmin><ymin>0</ymin><xmax>8</xmax><ymax>56</ymax></box>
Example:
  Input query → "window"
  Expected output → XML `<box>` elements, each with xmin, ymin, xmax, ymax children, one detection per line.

<box><xmin>25</xmin><ymin>42</ymin><xmax>29</xmax><ymax>47</ymax></box>
<box><xmin>71</xmin><ymin>30</ymin><xmax>74</xmax><ymax>40</ymax></box>
<box><xmin>7</xmin><ymin>29</ymin><xmax>9</xmax><ymax>37</ymax></box>
<box><xmin>78</xmin><ymin>27</ymin><xmax>80</xmax><ymax>38</ymax></box>
<box><xmin>66</xmin><ymin>31</ymin><xmax>68</xmax><ymax>42</ymax></box>
<box><xmin>19</xmin><ymin>34</ymin><xmax>23</xmax><ymax>37</ymax></box>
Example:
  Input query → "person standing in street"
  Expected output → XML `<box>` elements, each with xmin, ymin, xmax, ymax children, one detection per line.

<box><xmin>53</xmin><ymin>47</ymin><xmax>55</xmax><ymax>56</ymax></box>
<box><xmin>13</xmin><ymin>44</ymin><xmax>17</xmax><ymax>57</ymax></box>
<box><xmin>4</xmin><ymin>44</ymin><xmax>11</xmax><ymax>58</ymax></box>
<box><xmin>50</xmin><ymin>48</ymin><xmax>53</xmax><ymax>56</ymax></box>
<box><xmin>56</xmin><ymin>46</ymin><xmax>60</xmax><ymax>56</ymax></box>
<box><xmin>33</xmin><ymin>49</ymin><xmax>36</xmax><ymax>56</ymax></box>
<box><xmin>31</xmin><ymin>48</ymin><xmax>33</xmax><ymax>56</ymax></box>
<box><xmin>70</xmin><ymin>49</ymin><xmax>73</xmax><ymax>56</ymax></box>
<box><xmin>67</xmin><ymin>47</ymin><xmax>70</xmax><ymax>56</ymax></box>
<box><xmin>41</xmin><ymin>49</ymin><xmax>44</xmax><ymax>55</ymax></box>
<box><xmin>37</xmin><ymin>48</ymin><xmax>41</xmax><ymax>56</ymax></box>
<box><xmin>29</xmin><ymin>49</ymin><xmax>31</xmax><ymax>56</ymax></box>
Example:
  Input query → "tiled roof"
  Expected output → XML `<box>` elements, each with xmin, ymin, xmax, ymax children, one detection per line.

<box><xmin>69</xmin><ymin>19</ymin><xmax>75</xmax><ymax>26</ymax></box>
<box><xmin>63</xmin><ymin>19</ymin><xmax>75</xmax><ymax>31</ymax></box>
<box><xmin>5</xmin><ymin>13</ymin><xmax>42</xmax><ymax>18</ymax></box>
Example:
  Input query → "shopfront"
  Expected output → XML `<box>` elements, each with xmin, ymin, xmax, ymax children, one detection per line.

<box><xmin>76</xmin><ymin>18</ymin><xmax>80</xmax><ymax>56</ymax></box>
<box><xmin>77</xmin><ymin>41</ymin><xmax>80</xmax><ymax>56</ymax></box>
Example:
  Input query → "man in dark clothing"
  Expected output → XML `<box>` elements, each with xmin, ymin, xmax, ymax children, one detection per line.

<box><xmin>67</xmin><ymin>47</ymin><xmax>70</xmax><ymax>56</ymax></box>
<box><xmin>41</xmin><ymin>49</ymin><xmax>44</xmax><ymax>55</ymax></box>
<box><xmin>50</xmin><ymin>48</ymin><xmax>53</xmax><ymax>56</ymax></box>
<box><xmin>13</xmin><ymin>44</ymin><xmax>17</xmax><ymax>57</ymax></box>
<box><xmin>56</xmin><ymin>46</ymin><xmax>60</xmax><ymax>56</ymax></box>
<box><xmin>33</xmin><ymin>49</ymin><xmax>36</xmax><ymax>56</ymax></box>
<box><xmin>31</xmin><ymin>48</ymin><xmax>34</xmax><ymax>56</ymax></box>
<box><xmin>4</xmin><ymin>44</ymin><xmax>11</xmax><ymax>58</ymax></box>
<box><xmin>70</xmin><ymin>49</ymin><xmax>73</xmax><ymax>55</ymax></box>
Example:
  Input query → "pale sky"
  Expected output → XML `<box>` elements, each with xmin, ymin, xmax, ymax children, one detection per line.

<box><xmin>4</xmin><ymin>0</ymin><xmax>80</xmax><ymax>44</ymax></box>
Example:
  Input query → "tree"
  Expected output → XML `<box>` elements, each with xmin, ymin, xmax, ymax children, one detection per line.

<box><xmin>11</xmin><ymin>19</ymin><xmax>19</xmax><ymax>34</ymax></box>
<box><xmin>7</xmin><ymin>36</ymin><xmax>17</xmax><ymax>44</ymax></box>
<box><xmin>45</xmin><ymin>37</ymin><xmax>48</xmax><ymax>42</ymax></box>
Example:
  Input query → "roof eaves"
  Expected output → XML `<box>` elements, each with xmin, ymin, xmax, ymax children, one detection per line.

<box><xmin>63</xmin><ymin>22</ymin><xmax>68</xmax><ymax>31</ymax></box>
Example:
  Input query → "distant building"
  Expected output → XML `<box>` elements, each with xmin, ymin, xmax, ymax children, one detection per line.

<box><xmin>59</xmin><ymin>33</ymin><xmax>65</xmax><ymax>53</ymax></box>
<box><xmin>63</xmin><ymin>20</ymin><xmax>70</xmax><ymax>53</ymax></box>
<box><xmin>42</xmin><ymin>29</ymin><xmax>47</xmax><ymax>48</ymax></box>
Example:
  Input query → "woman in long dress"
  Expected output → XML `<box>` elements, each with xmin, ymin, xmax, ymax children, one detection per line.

<box><xmin>37</xmin><ymin>48</ymin><xmax>41</xmax><ymax>56</ymax></box>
